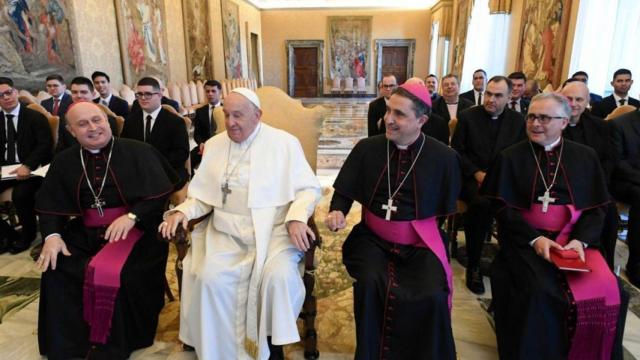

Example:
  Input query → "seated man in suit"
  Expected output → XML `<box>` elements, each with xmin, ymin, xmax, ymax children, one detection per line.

<box><xmin>426</xmin><ymin>74</ymin><xmax>441</xmax><ymax>102</ymax></box>
<box><xmin>0</xmin><ymin>77</ymin><xmax>53</xmax><ymax>254</ymax></box>
<box><xmin>432</xmin><ymin>74</ymin><xmax>474</xmax><ymax>123</ymax></box>
<box><xmin>592</xmin><ymin>68</ymin><xmax>640</xmax><ymax>118</ymax></box>
<box><xmin>41</xmin><ymin>74</ymin><xmax>72</xmax><ymax>117</ymax></box>
<box><xmin>56</xmin><ymin>77</ymin><xmax>119</xmax><ymax>153</ymax></box>
<box><xmin>610</xmin><ymin>106</ymin><xmax>640</xmax><ymax>286</ymax></box>
<box><xmin>403</xmin><ymin>77</ymin><xmax>450</xmax><ymax>144</ymax></box>
<box><xmin>507</xmin><ymin>71</ymin><xmax>530</xmax><ymax>114</ymax></box>
<box><xmin>191</xmin><ymin>80</ymin><xmax>222</xmax><ymax>170</ymax></box>
<box><xmin>121</xmin><ymin>77</ymin><xmax>189</xmax><ymax>186</ymax></box>
<box><xmin>130</xmin><ymin>77</ymin><xmax>180</xmax><ymax>114</ymax></box>
<box><xmin>368</xmin><ymin>74</ymin><xmax>397</xmax><ymax>136</ymax></box>
<box><xmin>460</xmin><ymin>69</ymin><xmax>487</xmax><ymax>106</ymax></box>
<box><xmin>91</xmin><ymin>71</ymin><xmax>130</xmax><ymax>118</ymax></box>
<box><xmin>451</xmin><ymin>76</ymin><xmax>526</xmax><ymax>293</ymax></box>
<box><xmin>561</xmin><ymin>80</ymin><xmax>618</xmax><ymax>268</ymax></box>
<box><xmin>571</xmin><ymin>70</ymin><xmax>602</xmax><ymax>104</ymax></box>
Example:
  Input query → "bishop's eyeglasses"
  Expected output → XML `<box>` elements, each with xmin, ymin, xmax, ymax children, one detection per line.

<box><xmin>525</xmin><ymin>113</ymin><xmax>566</xmax><ymax>125</ymax></box>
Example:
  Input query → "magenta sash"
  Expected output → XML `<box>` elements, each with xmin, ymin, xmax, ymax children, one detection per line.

<box><xmin>364</xmin><ymin>209</ymin><xmax>453</xmax><ymax>311</ymax></box>
<box><xmin>520</xmin><ymin>204</ymin><xmax>620</xmax><ymax>360</ymax></box>
<box><xmin>82</xmin><ymin>207</ymin><xmax>143</xmax><ymax>344</ymax></box>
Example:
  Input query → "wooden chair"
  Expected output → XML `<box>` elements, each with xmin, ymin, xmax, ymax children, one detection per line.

<box><xmin>170</xmin><ymin>87</ymin><xmax>328</xmax><ymax>359</ymax></box>
<box><xmin>96</xmin><ymin>103</ymin><xmax>126</xmax><ymax>137</ymax></box>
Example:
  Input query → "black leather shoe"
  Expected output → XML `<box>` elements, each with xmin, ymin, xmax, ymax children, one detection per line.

<box><xmin>267</xmin><ymin>336</ymin><xmax>284</xmax><ymax>360</ymax></box>
<box><xmin>0</xmin><ymin>237</ymin><xmax>9</xmax><ymax>254</ymax></box>
<box><xmin>9</xmin><ymin>235</ymin><xmax>32</xmax><ymax>254</ymax></box>
<box><xmin>466</xmin><ymin>267</ymin><xmax>485</xmax><ymax>294</ymax></box>
<box><xmin>626</xmin><ymin>264</ymin><xmax>640</xmax><ymax>288</ymax></box>
<box><xmin>182</xmin><ymin>343</ymin><xmax>195</xmax><ymax>352</ymax></box>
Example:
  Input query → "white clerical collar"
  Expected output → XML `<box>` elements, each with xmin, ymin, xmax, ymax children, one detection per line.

<box><xmin>4</xmin><ymin>102</ymin><xmax>20</xmax><ymax>117</ymax></box>
<box><xmin>396</xmin><ymin>144</ymin><xmax>408</xmax><ymax>150</ymax></box>
<box><xmin>143</xmin><ymin>106</ymin><xmax>162</xmax><ymax>121</ymax></box>
<box><xmin>87</xmin><ymin>148</ymin><xmax>100</xmax><ymax>154</ymax></box>
<box><xmin>544</xmin><ymin>137</ymin><xmax>562</xmax><ymax>151</ymax></box>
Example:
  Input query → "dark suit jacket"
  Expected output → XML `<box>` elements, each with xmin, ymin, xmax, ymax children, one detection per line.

<box><xmin>130</xmin><ymin>96</ymin><xmax>180</xmax><ymax>115</ymax></box>
<box><xmin>592</xmin><ymin>95</ymin><xmax>640</xmax><ymax>118</ymax></box>
<box><xmin>40</xmin><ymin>93</ymin><xmax>72</xmax><ymax>116</ymax></box>
<box><xmin>563</xmin><ymin>112</ymin><xmax>615</xmax><ymax>182</ymax></box>
<box><xmin>93</xmin><ymin>95</ymin><xmax>130</xmax><ymax>118</ymax></box>
<box><xmin>56</xmin><ymin>114</ymin><xmax>119</xmax><ymax>153</ymax></box>
<box><xmin>432</xmin><ymin>96</ymin><xmax>474</xmax><ymax>122</ymax></box>
<box><xmin>589</xmin><ymin>92</ymin><xmax>603</xmax><ymax>104</ymax></box>
<box><xmin>609</xmin><ymin>110</ymin><xmax>640</xmax><ymax>193</ymax></box>
<box><xmin>460</xmin><ymin>89</ymin><xmax>481</xmax><ymax>105</ymax></box>
<box><xmin>0</xmin><ymin>105</ymin><xmax>52</xmax><ymax>169</ymax></box>
<box><xmin>451</xmin><ymin>106</ymin><xmax>526</xmax><ymax>182</ymax></box>
<box><xmin>367</xmin><ymin>97</ymin><xmax>386</xmax><ymax>137</ymax></box>
<box><xmin>193</xmin><ymin>104</ymin><xmax>218</xmax><ymax>145</ymax></box>
<box><xmin>510</xmin><ymin>97</ymin><xmax>530</xmax><ymax>115</ymax></box>
<box><xmin>121</xmin><ymin>108</ymin><xmax>189</xmax><ymax>183</ymax></box>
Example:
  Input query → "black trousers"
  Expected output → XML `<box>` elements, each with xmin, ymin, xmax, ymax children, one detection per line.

<box><xmin>611</xmin><ymin>183</ymin><xmax>640</xmax><ymax>266</ymax></box>
<box><xmin>0</xmin><ymin>177</ymin><xmax>43</xmax><ymax>242</ymax></box>
<box><xmin>462</xmin><ymin>179</ymin><xmax>493</xmax><ymax>270</ymax></box>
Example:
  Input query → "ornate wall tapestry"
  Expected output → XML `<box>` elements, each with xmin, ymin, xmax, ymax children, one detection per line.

<box><xmin>516</xmin><ymin>0</ymin><xmax>571</xmax><ymax>88</ymax></box>
<box><xmin>0</xmin><ymin>0</ymin><xmax>77</xmax><ymax>90</ymax></box>
<box><xmin>451</xmin><ymin>0</ymin><xmax>472</xmax><ymax>77</ymax></box>
<box><xmin>220</xmin><ymin>0</ymin><xmax>242</xmax><ymax>79</ymax></box>
<box><xmin>115</xmin><ymin>0</ymin><xmax>170</xmax><ymax>86</ymax></box>
<box><xmin>327</xmin><ymin>16</ymin><xmax>371</xmax><ymax>84</ymax></box>
<box><xmin>182</xmin><ymin>0</ymin><xmax>212</xmax><ymax>81</ymax></box>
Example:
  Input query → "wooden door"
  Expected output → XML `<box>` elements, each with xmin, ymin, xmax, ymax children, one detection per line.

<box><xmin>293</xmin><ymin>47</ymin><xmax>318</xmax><ymax>97</ymax></box>
<box><xmin>381</xmin><ymin>46</ymin><xmax>409</xmax><ymax>84</ymax></box>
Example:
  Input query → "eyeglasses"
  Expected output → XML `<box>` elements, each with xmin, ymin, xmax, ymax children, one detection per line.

<box><xmin>0</xmin><ymin>89</ymin><xmax>15</xmax><ymax>98</ymax></box>
<box><xmin>382</xmin><ymin>84</ymin><xmax>397</xmax><ymax>89</ymax></box>
<box><xmin>134</xmin><ymin>92</ymin><xmax>159</xmax><ymax>99</ymax></box>
<box><xmin>525</xmin><ymin>113</ymin><xmax>566</xmax><ymax>125</ymax></box>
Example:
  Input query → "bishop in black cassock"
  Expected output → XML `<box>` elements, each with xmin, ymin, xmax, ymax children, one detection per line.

<box><xmin>35</xmin><ymin>102</ymin><xmax>179</xmax><ymax>360</ymax></box>
<box><xmin>483</xmin><ymin>93</ymin><xmax>627</xmax><ymax>360</ymax></box>
<box><xmin>326</xmin><ymin>84</ymin><xmax>460</xmax><ymax>359</ymax></box>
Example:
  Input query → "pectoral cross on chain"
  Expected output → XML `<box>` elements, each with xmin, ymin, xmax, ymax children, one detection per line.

<box><xmin>537</xmin><ymin>191</ymin><xmax>556</xmax><ymax>213</ymax></box>
<box><xmin>382</xmin><ymin>198</ymin><xmax>398</xmax><ymax>220</ymax></box>
<box><xmin>91</xmin><ymin>197</ymin><xmax>106</xmax><ymax>217</ymax></box>
<box><xmin>221</xmin><ymin>181</ymin><xmax>232</xmax><ymax>205</ymax></box>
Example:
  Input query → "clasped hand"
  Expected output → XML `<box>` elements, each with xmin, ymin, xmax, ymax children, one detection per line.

<box><xmin>533</xmin><ymin>237</ymin><xmax>585</xmax><ymax>263</ymax></box>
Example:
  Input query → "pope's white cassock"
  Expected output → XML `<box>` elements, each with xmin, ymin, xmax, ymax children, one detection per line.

<box><xmin>170</xmin><ymin>122</ymin><xmax>321</xmax><ymax>360</ymax></box>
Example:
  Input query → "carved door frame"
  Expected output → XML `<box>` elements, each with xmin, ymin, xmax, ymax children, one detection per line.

<box><xmin>286</xmin><ymin>40</ymin><xmax>324</xmax><ymax>97</ymax></box>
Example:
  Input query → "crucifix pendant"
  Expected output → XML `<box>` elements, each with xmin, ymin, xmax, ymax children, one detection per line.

<box><xmin>91</xmin><ymin>197</ymin><xmax>106</xmax><ymax>217</ymax></box>
<box><xmin>537</xmin><ymin>191</ymin><xmax>556</xmax><ymax>213</ymax></box>
<box><xmin>382</xmin><ymin>198</ymin><xmax>398</xmax><ymax>221</ymax></box>
<box><xmin>221</xmin><ymin>181</ymin><xmax>232</xmax><ymax>205</ymax></box>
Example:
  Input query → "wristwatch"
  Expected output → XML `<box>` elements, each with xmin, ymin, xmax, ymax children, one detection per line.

<box><xmin>127</xmin><ymin>212</ymin><xmax>139</xmax><ymax>222</ymax></box>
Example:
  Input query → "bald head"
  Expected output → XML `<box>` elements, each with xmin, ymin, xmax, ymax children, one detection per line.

<box><xmin>404</xmin><ymin>77</ymin><xmax>426</xmax><ymax>87</ymax></box>
<box><xmin>66</xmin><ymin>101</ymin><xmax>113</xmax><ymax>150</ymax></box>
<box><xmin>223</xmin><ymin>92</ymin><xmax>262</xmax><ymax>143</ymax></box>
<box><xmin>560</xmin><ymin>81</ymin><xmax>590</xmax><ymax>123</ymax></box>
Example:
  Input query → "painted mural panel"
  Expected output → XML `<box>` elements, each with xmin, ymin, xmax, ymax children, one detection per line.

<box><xmin>182</xmin><ymin>0</ymin><xmax>212</xmax><ymax>81</ymax></box>
<box><xmin>220</xmin><ymin>0</ymin><xmax>241</xmax><ymax>79</ymax></box>
<box><xmin>516</xmin><ymin>0</ymin><xmax>571</xmax><ymax>88</ymax></box>
<box><xmin>0</xmin><ymin>0</ymin><xmax>76</xmax><ymax>90</ymax></box>
<box><xmin>115</xmin><ymin>0</ymin><xmax>170</xmax><ymax>86</ymax></box>
<box><xmin>327</xmin><ymin>16</ymin><xmax>371</xmax><ymax>84</ymax></box>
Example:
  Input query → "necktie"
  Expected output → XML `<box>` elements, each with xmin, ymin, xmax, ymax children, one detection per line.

<box><xmin>510</xmin><ymin>100</ymin><xmax>517</xmax><ymax>111</ymax></box>
<box><xmin>619</xmin><ymin>99</ymin><xmax>626</xmax><ymax>106</ymax></box>
<box><xmin>52</xmin><ymin>98</ymin><xmax>60</xmax><ymax>116</ymax></box>
<box><xmin>477</xmin><ymin>92</ymin><xmax>483</xmax><ymax>106</ymax></box>
<box><xmin>145</xmin><ymin>115</ymin><xmax>152</xmax><ymax>142</ymax></box>
<box><xmin>101</xmin><ymin>99</ymin><xmax>109</xmax><ymax>107</ymax></box>
<box><xmin>210</xmin><ymin>105</ymin><xmax>215</xmax><ymax>135</ymax></box>
<box><xmin>5</xmin><ymin>114</ymin><xmax>16</xmax><ymax>164</ymax></box>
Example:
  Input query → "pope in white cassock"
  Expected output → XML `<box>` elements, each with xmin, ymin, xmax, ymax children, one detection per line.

<box><xmin>160</xmin><ymin>88</ymin><xmax>321</xmax><ymax>360</ymax></box>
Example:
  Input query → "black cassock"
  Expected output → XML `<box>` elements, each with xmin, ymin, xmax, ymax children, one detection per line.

<box><xmin>482</xmin><ymin>139</ymin><xmax>628</xmax><ymax>360</ymax></box>
<box><xmin>330</xmin><ymin>134</ymin><xmax>460</xmax><ymax>359</ymax></box>
<box><xmin>35</xmin><ymin>138</ymin><xmax>179</xmax><ymax>360</ymax></box>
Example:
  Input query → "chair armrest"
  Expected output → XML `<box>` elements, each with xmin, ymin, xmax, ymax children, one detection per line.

<box><xmin>159</xmin><ymin>211</ymin><xmax>212</xmax><ymax>244</ymax></box>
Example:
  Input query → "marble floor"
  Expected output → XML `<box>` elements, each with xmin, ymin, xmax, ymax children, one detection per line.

<box><xmin>0</xmin><ymin>97</ymin><xmax>639</xmax><ymax>359</ymax></box>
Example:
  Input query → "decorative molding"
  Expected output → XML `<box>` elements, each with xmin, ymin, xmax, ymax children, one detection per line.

<box><xmin>374</xmin><ymin>39</ymin><xmax>416</xmax><ymax>85</ymax></box>
<box><xmin>286</xmin><ymin>40</ymin><xmax>324</xmax><ymax>97</ymax></box>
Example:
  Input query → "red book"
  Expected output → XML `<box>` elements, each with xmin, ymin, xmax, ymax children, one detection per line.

<box><xmin>550</xmin><ymin>248</ymin><xmax>591</xmax><ymax>272</ymax></box>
